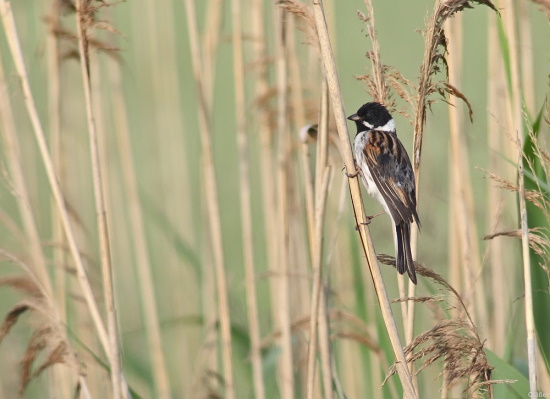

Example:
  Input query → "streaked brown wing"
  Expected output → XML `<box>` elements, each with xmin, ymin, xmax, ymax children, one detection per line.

<box><xmin>363</xmin><ymin>130</ymin><xmax>419</xmax><ymax>225</ymax></box>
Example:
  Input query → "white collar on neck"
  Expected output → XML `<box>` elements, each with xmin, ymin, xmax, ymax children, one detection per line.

<box><xmin>361</xmin><ymin>118</ymin><xmax>395</xmax><ymax>132</ymax></box>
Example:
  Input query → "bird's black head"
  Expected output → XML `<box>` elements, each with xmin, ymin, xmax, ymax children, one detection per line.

<box><xmin>347</xmin><ymin>102</ymin><xmax>395</xmax><ymax>133</ymax></box>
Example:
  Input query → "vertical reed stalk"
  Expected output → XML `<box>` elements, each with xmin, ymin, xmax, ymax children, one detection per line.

<box><xmin>275</xmin><ymin>8</ymin><xmax>295</xmax><ymax>399</ymax></box>
<box><xmin>486</xmin><ymin>10</ymin><xmax>506</xmax><ymax>354</ymax></box>
<box><xmin>518</xmin><ymin>144</ymin><xmax>538</xmax><ymax>393</ymax></box>
<box><xmin>518</xmin><ymin>0</ymin><xmax>534</xmax><ymax>116</ymax></box>
<box><xmin>46</xmin><ymin>0</ymin><xmax>69</xmax><ymax>334</ymax></box>
<box><xmin>202</xmin><ymin>0</ymin><xmax>223</xmax><ymax>108</ymax></box>
<box><xmin>231</xmin><ymin>0</ymin><xmax>265</xmax><ymax>397</ymax></box>
<box><xmin>45</xmin><ymin>2</ymin><xmax>72</xmax><ymax>395</ymax></box>
<box><xmin>305</xmin><ymin>169</ymin><xmax>331</xmax><ymax>399</ymax></box>
<box><xmin>287</xmin><ymin>25</ymin><xmax>316</xmax><ymax>391</ymax></box>
<box><xmin>109</xmin><ymin>57</ymin><xmax>172</xmax><ymax>399</ymax></box>
<box><xmin>445</xmin><ymin>14</ymin><xmax>487</xmax><ymax>325</ymax></box>
<box><xmin>501</xmin><ymin>0</ymin><xmax>537</xmax><ymax>391</ymax></box>
<box><xmin>250</xmin><ymin>2</ymin><xmax>279</xmax><ymax>370</ymax></box>
<box><xmin>315</xmin><ymin>82</ymin><xmax>334</xmax><ymax>399</ymax></box>
<box><xmin>311</xmin><ymin>1</ymin><xmax>416</xmax><ymax>397</ymax></box>
<box><xmin>306</xmin><ymin>79</ymin><xmax>332</xmax><ymax>399</ymax></box>
<box><xmin>183</xmin><ymin>0</ymin><xmax>235</xmax><ymax>397</ymax></box>
<box><xmin>73</xmin><ymin>2</ymin><xmax>125</xmax><ymax>396</ymax></box>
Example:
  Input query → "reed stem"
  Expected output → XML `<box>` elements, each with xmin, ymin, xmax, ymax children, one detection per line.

<box><xmin>311</xmin><ymin>1</ymin><xmax>417</xmax><ymax>397</ymax></box>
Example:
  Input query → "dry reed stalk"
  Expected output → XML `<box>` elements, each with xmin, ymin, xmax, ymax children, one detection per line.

<box><xmin>445</xmin><ymin>15</ymin><xmax>488</xmax><ymax>327</ymax></box>
<box><xmin>0</xmin><ymin>45</ymin><xmax>53</xmax><ymax>301</ymax></box>
<box><xmin>501</xmin><ymin>0</ymin><xmax>538</xmax><ymax>391</ymax></box>
<box><xmin>275</xmin><ymin>8</ymin><xmax>295</xmax><ymax>399</ymax></box>
<box><xmin>286</xmin><ymin>19</ymin><xmax>314</xmax><ymax>394</ymax></box>
<box><xmin>250</xmin><ymin>4</ymin><xmax>280</xmax><ymax>386</ymax></box>
<box><xmin>202</xmin><ymin>0</ymin><xmax>223</xmax><ymax>108</ymax></box>
<box><xmin>518</xmin><ymin>125</ymin><xmax>538</xmax><ymax>393</ymax></box>
<box><xmin>193</xmin><ymin>0</ymin><xmax>224</xmax><ymax>388</ymax></box>
<box><xmin>315</xmin><ymin>82</ymin><xmax>334</xmax><ymax>399</ymax></box>
<box><xmin>317</xmin><ymin>289</ymin><xmax>333</xmax><ymax>399</ymax></box>
<box><xmin>73</xmin><ymin>2</ymin><xmax>125</xmax><ymax>396</ymax></box>
<box><xmin>45</xmin><ymin>2</ymin><xmax>72</xmax><ymax>395</ymax></box>
<box><xmin>445</xmin><ymin>15</ymin><xmax>472</xmax><ymax>398</ymax></box>
<box><xmin>305</xmin><ymin>169</ymin><xmax>331</xmax><ymax>399</ymax></box>
<box><xmin>290</xmin><ymin>21</ymin><xmax>315</xmax><ymax>250</ymax></box>
<box><xmin>46</xmin><ymin>0</ymin><xmax>68</xmax><ymax>334</ymax></box>
<box><xmin>231</xmin><ymin>0</ymin><xmax>264</xmax><ymax>397</ymax></box>
<box><xmin>486</xmin><ymin>9</ymin><xmax>507</xmax><ymax>355</ymax></box>
<box><xmin>359</xmin><ymin>0</ymin><xmax>412</xmax><ymax>355</ymax></box>
<box><xmin>310</xmin><ymin>1</ymin><xmax>417</xmax><ymax>397</ymax></box>
<box><xmin>0</xmin><ymin>0</ymin><xmax>114</xmax><ymax>369</ymax></box>
<box><xmin>305</xmin><ymin>80</ymin><xmax>332</xmax><ymax>399</ymax></box>
<box><xmin>183</xmin><ymin>0</ymin><xmax>235</xmax><ymax>397</ymax></box>
<box><xmin>519</xmin><ymin>0</ymin><xmax>534</xmax><ymax>116</ymax></box>
<box><xmin>108</xmin><ymin>54</ymin><xmax>172</xmax><ymax>399</ymax></box>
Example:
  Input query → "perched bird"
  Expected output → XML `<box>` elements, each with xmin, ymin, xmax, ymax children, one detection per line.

<box><xmin>347</xmin><ymin>102</ymin><xmax>420</xmax><ymax>284</ymax></box>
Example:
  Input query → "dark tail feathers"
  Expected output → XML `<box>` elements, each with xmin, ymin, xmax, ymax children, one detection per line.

<box><xmin>395</xmin><ymin>223</ymin><xmax>417</xmax><ymax>284</ymax></box>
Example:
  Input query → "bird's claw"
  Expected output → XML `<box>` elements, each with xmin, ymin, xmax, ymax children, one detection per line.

<box><xmin>343</xmin><ymin>164</ymin><xmax>359</xmax><ymax>178</ymax></box>
<box><xmin>354</xmin><ymin>211</ymin><xmax>385</xmax><ymax>230</ymax></box>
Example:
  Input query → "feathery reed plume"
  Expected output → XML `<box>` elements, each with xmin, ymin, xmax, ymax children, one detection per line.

<box><xmin>483</xmin><ymin>229</ymin><xmax>550</xmax><ymax>259</ymax></box>
<box><xmin>377</xmin><ymin>254</ymin><xmax>512</xmax><ymax>396</ymax></box>
<box><xmin>0</xmin><ymin>250</ymin><xmax>91</xmax><ymax>396</ymax></box>
<box><xmin>278</xmin><ymin>0</ymin><xmax>318</xmax><ymax>48</ymax></box>
<box><xmin>355</xmin><ymin>3</ymin><xmax>390</xmax><ymax>107</ymax></box>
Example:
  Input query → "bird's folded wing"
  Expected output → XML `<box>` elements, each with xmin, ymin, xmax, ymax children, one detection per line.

<box><xmin>363</xmin><ymin>131</ymin><xmax>419</xmax><ymax>225</ymax></box>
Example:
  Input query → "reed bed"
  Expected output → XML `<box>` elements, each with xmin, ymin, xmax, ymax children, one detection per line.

<box><xmin>0</xmin><ymin>0</ymin><xmax>548</xmax><ymax>398</ymax></box>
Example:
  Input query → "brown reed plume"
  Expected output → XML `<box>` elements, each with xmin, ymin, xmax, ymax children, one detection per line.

<box><xmin>413</xmin><ymin>0</ymin><xmax>496</xmax><ymax>174</ymax></box>
<box><xmin>377</xmin><ymin>254</ymin><xmax>512</xmax><ymax>397</ymax></box>
<box><xmin>0</xmin><ymin>251</ymin><xmax>86</xmax><ymax>396</ymax></box>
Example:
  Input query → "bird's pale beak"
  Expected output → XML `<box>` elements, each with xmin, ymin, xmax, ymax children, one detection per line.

<box><xmin>347</xmin><ymin>113</ymin><xmax>360</xmax><ymax>121</ymax></box>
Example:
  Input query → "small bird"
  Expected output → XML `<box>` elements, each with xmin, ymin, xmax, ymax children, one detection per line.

<box><xmin>347</xmin><ymin>102</ymin><xmax>420</xmax><ymax>284</ymax></box>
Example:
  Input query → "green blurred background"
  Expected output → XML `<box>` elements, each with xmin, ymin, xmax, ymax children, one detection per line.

<box><xmin>0</xmin><ymin>0</ymin><xmax>548</xmax><ymax>398</ymax></box>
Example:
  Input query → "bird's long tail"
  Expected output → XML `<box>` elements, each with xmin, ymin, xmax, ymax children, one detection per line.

<box><xmin>395</xmin><ymin>223</ymin><xmax>417</xmax><ymax>284</ymax></box>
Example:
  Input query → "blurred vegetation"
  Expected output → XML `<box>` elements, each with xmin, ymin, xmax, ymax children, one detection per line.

<box><xmin>0</xmin><ymin>0</ymin><xmax>548</xmax><ymax>398</ymax></box>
